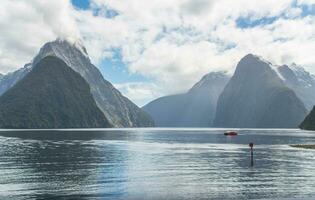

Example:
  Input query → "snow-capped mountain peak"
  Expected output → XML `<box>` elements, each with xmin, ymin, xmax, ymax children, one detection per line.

<box><xmin>1</xmin><ymin>38</ymin><xmax>154</xmax><ymax>127</ymax></box>
<box><xmin>275</xmin><ymin>62</ymin><xmax>315</xmax><ymax>110</ymax></box>
<box><xmin>55</xmin><ymin>38</ymin><xmax>89</xmax><ymax>58</ymax></box>
<box><xmin>32</xmin><ymin>38</ymin><xmax>93</xmax><ymax>75</ymax></box>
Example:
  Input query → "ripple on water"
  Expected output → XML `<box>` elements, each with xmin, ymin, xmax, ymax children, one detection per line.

<box><xmin>0</xmin><ymin>129</ymin><xmax>315</xmax><ymax>199</ymax></box>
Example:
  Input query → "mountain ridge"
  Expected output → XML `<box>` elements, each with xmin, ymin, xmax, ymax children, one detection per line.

<box><xmin>0</xmin><ymin>56</ymin><xmax>111</xmax><ymax>129</ymax></box>
<box><xmin>213</xmin><ymin>54</ymin><xmax>307</xmax><ymax>128</ymax></box>
<box><xmin>32</xmin><ymin>39</ymin><xmax>154</xmax><ymax>127</ymax></box>
<box><xmin>143</xmin><ymin>71</ymin><xmax>230</xmax><ymax>127</ymax></box>
<box><xmin>0</xmin><ymin>63</ymin><xmax>32</xmax><ymax>96</ymax></box>
<box><xmin>276</xmin><ymin>63</ymin><xmax>315</xmax><ymax>111</ymax></box>
<box><xmin>0</xmin><ymin>38</ymin><xmax>154</xmax><ymax>128</ymax></box>
<box><xmin>300</xmin><ymin>106</ymin><xmax>315</xmax><ymax>130</ymax></box>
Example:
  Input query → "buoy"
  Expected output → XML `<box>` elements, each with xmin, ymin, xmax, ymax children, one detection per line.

<box><xmin>249</xmin><ymin>143</ymin><xmax>254</xmax><ymax>167</ymax></box>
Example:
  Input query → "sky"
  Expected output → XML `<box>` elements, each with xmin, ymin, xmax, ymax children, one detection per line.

<box><xmin>0</xmin><ymin>0</ymin><xmax>315</xmax><ymax>106</ymax></box>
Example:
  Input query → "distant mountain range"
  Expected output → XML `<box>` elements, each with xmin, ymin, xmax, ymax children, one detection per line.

<box><xmin>1</xmin><ymin>38</ymin><xmax>315</xmax><ymax>129</ymax></box>
<box><xmin>146</xmin><ymin>54</ymin><xmax>313</xmax><ymax>128</ymax></box>
<box><xmin>0</xmin><ymin>63</ymin><xmax>32</xmax><ymax>96</ymax></box>
<box><xmin>0</xmin><ymin>39</ymin><xmax>154</xmax><ymax>128</ymax></box>
<box><xmin>0</xmin><ymin>56</ymin><xmax>111</xmax><ymax>128</ymax></box>
<box><xmin>143</xmin><ymin>72</ymin><xmax>230</xmax><ymax>127</ymax></box>
<box><xmin>214</xmin><ymin>54</ymin><xmax>307</xmax><ymax>128</ymax></box>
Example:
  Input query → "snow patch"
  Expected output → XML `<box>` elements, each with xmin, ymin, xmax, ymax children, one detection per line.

<box><xmin>250</xmin><ymin>54</ymin><xmax>285</xmax><ymax>81</ymax></box>
<box><xmin>55</xmin><ymin>38</ymin><xmax>89</xmax><ymax>58</ymax></box>
<box><xmin>289</xmin><ymin>63</ymin><xmax>315</xmax><ymax>88</ymax></box>
<box><xmin>256</xmin><ymin>55</ymin><xmax>283</xmax><ymax>80</ymax></box>
<box><xmin>73</xmin><ymin>40</ymin><xmax>89</xmax><ymax>58</ymax></box>
<box><xmin>272</xmin><ymin>65</ymin><xmax>285</xmax><ymax>81</ymax></box>
<box><xmin>253</xmin><ymin>54</ymin><xmax>272</xmax><ymax>66</ymax></box>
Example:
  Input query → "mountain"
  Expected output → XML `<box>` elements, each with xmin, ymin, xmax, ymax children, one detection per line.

<box><xmin>0</xmin><ymin>64</ymin><xmax>32</xmax><ymax>96</ymax></box>
<box><xmin>0</xmin><ymin>39</ymin><xmax>154</xmax><ymax>127</ymax></box>
<box><xmin>277</xmin><ymin>64</ymin><xmax>315</xmax><ymax>111</ymax></box>
<box><xmin>214</xmin><ymin>54</ymin><xmax>307</xmax><ymax>128</ymax></box>
<box><xmin>300</xmin><ymin>106</ymin><xmax>315</xmax><ymax>130</ymax></box>
<box><xmin>143</xmin><ymin>72</ymin><xmax>230</xmax><ymax>127</ymax></box>
<box><xmin>0</xmin><ymin>56</ymin><xmax>111</xmax><ymax>129</ymax></box>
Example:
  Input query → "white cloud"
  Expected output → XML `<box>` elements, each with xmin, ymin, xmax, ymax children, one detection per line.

<box><xmin>1</xmin><ymin>0</ymin><xmax>315</xmax><ymax>105</ymax></box>
<box><xmin>114</xmin><ymin>82</ymin><xmax>162</xmax><ymax>107</ymax></box>
<box><xmin>77</xmin><ymin>0</ymin><xmax>315</xmax><ymax>97</ymax></box>
<box><xmin>128</xmin><ymin>40</ymin><xmax>232</xmax><ymax>94</ymax></box>
<box><xmin>0</xmin><ymin>0</ymin><xmax>79</xmax><ymax>73</ymax></box>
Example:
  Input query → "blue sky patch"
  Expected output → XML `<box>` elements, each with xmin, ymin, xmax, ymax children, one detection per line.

<box><xmin>299</xmin><ymin>4</ymin><xmax>315</xmax><ymax>17</ymax></box>
<box><xmin>92</xmin><ymin>6</ymin><xmax>119</xmax><ymax>18</ymax></box>
<box><xmin>236</xmin><ymin>2</ymin><xmax>315</xmax><ymax>29</ymax></box>
<box><xmin>71</xmin><ymin>0</ymin><xmax>90</xmax><ymax>10</ymax></box>
<box><xmin>71</xmin><ymin>0</ymin><xmax>143</xmax><ymax>85</ymax></box>
<box><xmin>99</xmin><ymin>49</ymin><xmax>149</xmax><ymax>84</ymax></box>
<box><xmin>236</xmin><ymin>16</ymin><xmax>278</xmax><ymax>28</ymax></box>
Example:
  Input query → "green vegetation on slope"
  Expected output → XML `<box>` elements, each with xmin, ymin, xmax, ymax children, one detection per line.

<box><xmin>300</xmin><ymin>106</ymin><xmax>315</xmax><ymax>130</ymax></box>
<box><xmin>0</xmin><ymin>56</ymin><xmax>111</xmax><ymax>129</ymax></box>
<box><xmin>33</xmin><ymin>39</ymin><xmax>154</xmax><ymax>127</ymax></box>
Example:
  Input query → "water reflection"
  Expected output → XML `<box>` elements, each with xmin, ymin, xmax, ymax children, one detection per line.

<box><xmin>0</xmin><ymin>134</ymin><xmax>130</xmax><ymax>199</ymax></box>
<box><xmin>0</xmin><ymin>129</ymin><xmax>315</xmax><ymax>199</ymax></box>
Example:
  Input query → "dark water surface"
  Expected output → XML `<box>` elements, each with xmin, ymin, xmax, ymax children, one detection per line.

<box><xmin>1</xmin><ymin>128</ymin><xmax>315</xmax><ymax>200</ymax></box>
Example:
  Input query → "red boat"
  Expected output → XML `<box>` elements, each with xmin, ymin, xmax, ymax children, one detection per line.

<box><xmin>224</xmin><ymin>131</ymin><xmax>238</xmax><ymax>136</ymax></box>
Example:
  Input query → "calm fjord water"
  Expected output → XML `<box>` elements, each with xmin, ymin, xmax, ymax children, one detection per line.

<box><xmin>0</xmin><ymin>129</ymin><xmax>315</xmax><ymax>200</ymax></box>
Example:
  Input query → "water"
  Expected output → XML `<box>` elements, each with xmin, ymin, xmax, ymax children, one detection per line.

<box><xmin>0</xmin><ymin>128</ymin><xmax>315</xmax><ymax>200</ymax></box>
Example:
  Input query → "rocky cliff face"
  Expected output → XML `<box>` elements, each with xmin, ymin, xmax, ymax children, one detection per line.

<box><xmin>143</xmin><ymin>72</ymin><xmax>230</xmax><ymax>127</ymax></box>
<box><xmin>277</xmin><ymin>64</ymin><xmax>315</xmax><ymax>111</ymax></box>
<box><xmin>0</xmin><ymin>56</ymin><xmax>111</xmax><ymax>129</ymax></box>
<box><xmin>214</xmin><ymin>54</ymin><xmax>307</xmax><ymax>128</ymax></box>
<box><xmin>0</xmin><ymin>64</ymin><xmax>32</xmax><ymax>96</ymax></box>
<box><xmin>0</xmin><ymin>39</ymin><xmax>154</xmax><ymax>127</ymax></box>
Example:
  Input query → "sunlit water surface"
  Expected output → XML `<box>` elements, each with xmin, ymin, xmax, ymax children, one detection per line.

<box><xmin>0</xmin><ymin>129</ymin><xmax>315</xmax><ymax>199</ymax></box>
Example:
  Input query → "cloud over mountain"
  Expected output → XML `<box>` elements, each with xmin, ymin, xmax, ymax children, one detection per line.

<box><xmin>0</xmin><ymin>0</ymin><xmax>79</xmax><ymax>73</ymax></box>
<box><xmin>1</xmin><ymin>0</ymin><xmax>315</xmax><ymax>105</ymax></box>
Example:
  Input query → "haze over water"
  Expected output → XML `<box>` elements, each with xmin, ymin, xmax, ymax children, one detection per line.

<box><xmin>0</xmin><ymin>129</ymin><xmax>315</xmax><ymax>199</ymax></box>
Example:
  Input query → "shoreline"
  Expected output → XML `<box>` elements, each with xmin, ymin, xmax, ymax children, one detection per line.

<box><xmin>291</xmin><ymin>144</ymin><xmax>315</xmax><ymax>149</ymax></box>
